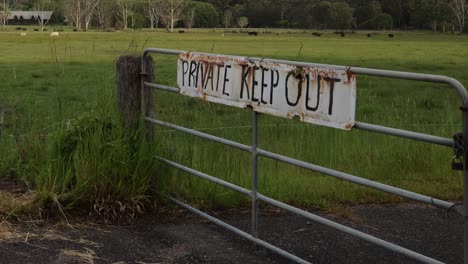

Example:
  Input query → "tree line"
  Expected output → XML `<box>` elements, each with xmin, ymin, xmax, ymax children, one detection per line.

<box><xmin>1</xmin><ymin>0</ymin><xmax>467</xmax><ymax>32</ymax></box>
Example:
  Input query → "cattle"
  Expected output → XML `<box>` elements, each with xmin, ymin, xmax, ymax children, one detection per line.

<box><xmin>50</xmin><ymin>32</ymin><xmax>59</xmax><ymax>37</ymax></box>
<box><xmin>20</xmin><ymin>33</ymin><xmax>27</xmax><ymax>36</ymax></box>
<box><xmin>248</xmin><ymin>31</ymin><xmax>258</xmax><ymax>36</ymax></box>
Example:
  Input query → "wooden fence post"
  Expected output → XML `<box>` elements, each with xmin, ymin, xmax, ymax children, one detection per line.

<box><xmin>116</xmin><ymin>55</ymin><xmax>154</xmax><ymax>140</ymax></box>
<box><xmin>0</xmin><ymin>104</ymin><xmax>4</xmax><ymax>141</ymax></box>
<box><xmin>142</xmin><ymin>55</ymin><xmax>155</xmax><ymax>142</ymax></box>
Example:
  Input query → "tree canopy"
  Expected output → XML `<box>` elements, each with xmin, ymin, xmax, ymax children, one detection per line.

<box><xmin>5</xmin><ymin>0</ymin><xmax>468</xmax><ymax>32</ymax></box>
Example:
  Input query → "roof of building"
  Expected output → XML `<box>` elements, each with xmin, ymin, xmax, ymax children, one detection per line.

<box><xmin>1</xmin><ymin>11</ymin><xmax>53</xmax><ymax>20</ymax></box>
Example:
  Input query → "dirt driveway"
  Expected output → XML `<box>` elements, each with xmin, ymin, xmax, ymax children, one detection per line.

<box><xmin>0</xmin><ymin>203</ymin><xmax>463</xmax><ymax>264</ymax></box>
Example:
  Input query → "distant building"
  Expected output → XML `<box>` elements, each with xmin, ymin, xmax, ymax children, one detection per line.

<box><xmin>1</xmin><ymin>11</ymin><xmax>54</xmax><ymax>25</ymax></box>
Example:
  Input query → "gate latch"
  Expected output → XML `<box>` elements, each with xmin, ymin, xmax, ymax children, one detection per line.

<box><xmin>452</xmin><ymin>133</ymin><xmax>465</xmax><ymax>171</ymax></box>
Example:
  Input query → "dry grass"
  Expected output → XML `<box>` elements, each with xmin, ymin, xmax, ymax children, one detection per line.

<box><xmin>41</xmin><ymin>229</ymin><xmax>101</xmax><ymax>248</ymax></box>
<box><xmin>0</xmin><ymin>222</ymin><xmax>26</xmax><ymax>241</ymax></box>
<box><xmin>59</xmin><ymin>248</ymin><xmax>96</xmax><ymax>264</ymax></box>
<box><xmin>0</xmin><ymin>191</ymin><xmax>37</xmax><ymax>218</ymax></box>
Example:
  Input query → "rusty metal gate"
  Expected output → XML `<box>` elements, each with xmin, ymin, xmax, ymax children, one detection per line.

<box><xmin>141</xmin><ymin>48</ymin><xmax>468</xmax><ymax>264</ymax></box>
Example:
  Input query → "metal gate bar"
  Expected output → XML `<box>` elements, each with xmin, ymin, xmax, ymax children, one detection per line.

<box><xmin>155</xmin><ymin>156</ymin><xmax>443</xmax><ymax>264</ymax></box>
<box><xmin>146</xmin><ymin>116</ymin><xmax>457</xmax><ymax>213</ymax></box>
<box><xmin>256</xmin><ymin>148</ymin><xmax>458</xmax><ymax>211</ymax></box>
<box><xmin>168</xmin><ymin>195</ymin><xmax>311</xmax><ymax>264</ymax></box>
<box><xmin>354</xmin><ymin>122</ymin><xmax>455</xmax><ymax>147</ymax></box>
<box><xmin>145</xmin><ymin>118</ymin><xmax>251</xmax><ymax>152</ymax></box>
<box><xmin>142</xmin><ymin>48</ymin><xmax>468</xmax><ymax>264</ymax></box>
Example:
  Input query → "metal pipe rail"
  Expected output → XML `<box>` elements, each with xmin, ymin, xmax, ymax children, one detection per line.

<box><xmin>168</xmin><ymin>196</ymin><xmax>311</xmax><ymax>264</ymax></box>
<box><xmin>142</xmin><ymin>48</ymin><xmax>468</xmax><ymax>264</ymax></box>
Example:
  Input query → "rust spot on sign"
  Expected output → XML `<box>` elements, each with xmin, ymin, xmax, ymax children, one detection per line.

<box><xmin>345</xmin><ymin>69</ymin><xmax>356</xmax><ymax>85</ymax></box>
<box><xmin>318</xmin><ymin>69</ymin><xmax>339</xmax><ymax>79</ymax></box>
<box><xmin>345</xmin><ymin>122</ymin><xmax>354</xmax><ymax>130</ymax></box>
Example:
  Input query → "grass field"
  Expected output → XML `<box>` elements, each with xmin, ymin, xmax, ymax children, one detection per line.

<box><xmin>0</xmin><ymin>28</ymin><xmax>467</xmax><ymax>217</ymax></box>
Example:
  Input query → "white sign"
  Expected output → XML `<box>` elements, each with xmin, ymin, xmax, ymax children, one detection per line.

<box><xmin>177</xmin><ymin>53</ymin><xmax>356</xmax><ymax>130</ymax></box>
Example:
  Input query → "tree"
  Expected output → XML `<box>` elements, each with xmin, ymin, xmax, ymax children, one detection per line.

<box><xmin>285</xmin><ymin>0</ymin><xmax>316</xmax><ymax>28</ymax></box>
<box><xmin>190</xmin><ymin>1</ymin><xmax>218</xmax><ymax>28</ymax></box>
<box><xmin>415</xmin><ymin>0</ymin><xmax>451</xmax><ymax>32</ymax></box>
<box><xmin>34</xmin><ymin>0</ymin><xmax>54</xmax><ymax>31</ymax></box>
<box><xmin>116</xmin><ymin>0</ymin><xmax>132</xmax><ymax>30</ymax></box>
<box><xmin>158</xmin><ymin>0</ymin><xmax>189</xmax><ymax>32</ymax></box>
<box><xmin>65</xmin><ymin>0</ymin><xmax>82</xmax><ymax>30</ymax></box>
<box><xmin>82</xmin><ymin>0</ymin><xmax>100</xmax><ymax>30</ymax></box>
<box><xmin>373</xmin><ymin>13</ymin><xmax>393</xmax><ymax>29</ymax></box>
<box><xmin>208</xmin><ymin>0</ymin><xmax>232</xmax><ymax>14</ymax></box>
<box><xmin>223</xmin><ymin>9</ymin><xmax>232</xmax><ymax>28</ymax></box>
<box><xmin>311</xmin><ymin>1</ymin><xmax>337</xmax><ymax>29</ymax></box>
<box><xmin>277</xmin><ymin>0</ymin><xmax>289</xmax><ymax>22</ymax></box>
<box><xmin>448</xmin><ymin>0</ymin><xmax>467</xmax><ymax>32</ymax></box>
<box><xmin>359</xmin><ymin>12</ymin><xmax>393</xmax><ymax>29</ymax></box>
<box><xmin>379</xmin><ymin>0</ymin><xmax>416</xmax><ymax>29</ymax></box>
<box><xmin>0</xmin><ymin>0</ymin><xmax>17</xmax><ymax>31</ymax></box>
<box><xmin>334</xmin><ymin>2</ymin><xmax>353</xmax><ymax>29</ymax></box>
<box><xmin>94</xmin><ymin>0</ymin><xmax>112</xmax><ymax>29</ymax></box>
<box><xmin>184</xmin><ymin>7</ymin><xmax>194</xmax><ymax>31</ymax></box>
<box><xmin>237</xmin><ymin>16</ymin><xmax>248</xmax><ymax>28</ymax></box>
<box><xmin>148</xmin><ymin>0</ymin><xmax>159</xmax><ymax>29</ymax></box>
<box><xmin>242</xmin><ymin>1</ymin><xmax>280</xmax><ymax>28</ymax></box>
<box><xmin>354</xmin><ymin>0</ymin><xmax>382</xmax><ymax>26</ymax></box>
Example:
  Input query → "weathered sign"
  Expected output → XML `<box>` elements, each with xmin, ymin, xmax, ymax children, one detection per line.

<box><xmin>177</xmin><ymin>52</ymin><xmax>356</xmax><ymax>130</ymax></box>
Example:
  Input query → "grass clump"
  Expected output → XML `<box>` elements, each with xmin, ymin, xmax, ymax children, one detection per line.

<box><xmin>3</xmin><ymin>109</ymin><xmax>155</xmax><ymax>223</ymax></box>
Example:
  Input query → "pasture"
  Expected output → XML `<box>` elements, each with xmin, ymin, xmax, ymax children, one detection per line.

<box><xmin>0</xmin><ymin>29</ymin><xmax>467</xmax><ymax>215</ymax></box>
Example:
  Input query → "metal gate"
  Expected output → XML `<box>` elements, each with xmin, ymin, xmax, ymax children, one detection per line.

<box><xmin>141</xmin><ymin>48</ymin><xmax>468</xmax><ymax>264</ymax></box>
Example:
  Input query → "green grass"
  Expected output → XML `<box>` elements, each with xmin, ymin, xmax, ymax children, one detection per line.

<box><xmin>0</xmin><ymin>28</ymin><xmax>467</xmax><ymax>215</ymax></box>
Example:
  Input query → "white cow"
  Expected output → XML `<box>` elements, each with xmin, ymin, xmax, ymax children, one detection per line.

<box><xmin>50</xmin><ymin>32</ymin><xmax>59</xmax><ymax>37</ymax></box>
<box><xmin>20</xmin><ymin>33</ymin><xmax>27</xmax><ymax>36</ymax></box>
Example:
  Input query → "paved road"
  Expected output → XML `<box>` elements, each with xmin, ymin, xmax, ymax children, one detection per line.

<box><xmin>0</xmin><ymin>204</ymin><xmax>463</xmax><ymax>263</ymax></box>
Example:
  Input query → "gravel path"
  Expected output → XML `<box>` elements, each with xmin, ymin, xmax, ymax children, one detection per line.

<box><xmin>0</xmin><ymin>203</ymin><xmax>463</xmax><ymax>264</ymax></box>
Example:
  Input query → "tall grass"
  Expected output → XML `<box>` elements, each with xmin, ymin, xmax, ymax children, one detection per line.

<box><xmin>4</xmin><ymin>100</ymin><xmax>156</xmax><ymax>221</ymax></box>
